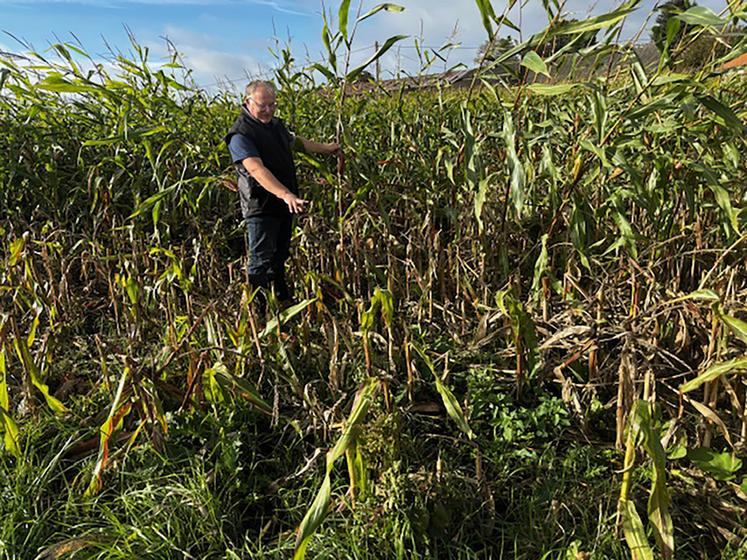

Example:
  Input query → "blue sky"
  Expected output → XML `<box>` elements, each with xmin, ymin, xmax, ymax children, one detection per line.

<box><xmin>0</xmin><ymin>0</ymin><xmax>731</xmax><ymax>92</ymax></box>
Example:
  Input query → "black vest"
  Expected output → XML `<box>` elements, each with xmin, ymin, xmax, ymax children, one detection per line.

<box><xmin>226</xmin><ymin>109</ymin><xmax>299</xmax><ymax>218</ymax></box>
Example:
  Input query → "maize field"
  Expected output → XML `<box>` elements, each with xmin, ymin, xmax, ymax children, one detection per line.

<box><xmin>1</xmin><ymin>1</ymin><xmax>746</xmax><ymax>558</ymax></box>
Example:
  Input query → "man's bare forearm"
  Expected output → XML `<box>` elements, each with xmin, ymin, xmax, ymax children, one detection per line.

<box><xmin>247</xmin><ymin>163</ymin><xmax>292</xmax><ymax>199</ymax></box>
<box><xmin>298</xmin><ymin>136</ymin><xmax>340</xmax><ymax>155</ymax></box>
<box><xmin>242</xmin><ymin>157</ymin><xmax>306</xmax><ymax>213</ymax></box>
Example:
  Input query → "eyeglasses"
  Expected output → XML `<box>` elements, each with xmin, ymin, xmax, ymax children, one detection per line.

<box><xmin>249</xmin><ymin>98</ymin><xmax>277</xmax><ymax>111</ymax></box>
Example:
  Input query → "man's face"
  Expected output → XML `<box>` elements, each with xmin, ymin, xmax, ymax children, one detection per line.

<box><xmin>247</xmin><ymin>86</ymin><xmax>277</xmax><ymax>124</ymax></box>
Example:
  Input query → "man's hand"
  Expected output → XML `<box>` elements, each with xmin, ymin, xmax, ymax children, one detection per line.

<box><xmin>325</xmin><ymin>142</ymin><xmax>341</xmax><ymax>155</ymax></box>
<box><xmin>283</xmin><ymin>192</ymin><xmax>308</xmax><ymax>214</ymax></box>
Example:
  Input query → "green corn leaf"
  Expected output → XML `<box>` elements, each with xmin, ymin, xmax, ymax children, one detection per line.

<box><xmin>8</xmin><ymin>237</ymin><xmax>25</xmax><ymax>266</ymax></box>
<box><xmin>128</xmin><ymin>183</ymin><xmax>179</xmax><ymax>219</ymax></box>
<box><xmin>356</xmin><ymin>3</ymin><xmax>405</xmax><ymax>25</ymax></box>
<box><xmin>294</xmin><ymin>378</ymin><xmax>379</xmax><ymax>560</ymax></box>
<box><xmin>697</xmin><ymin>95</ymin><xmax>744</xmax><ymax>132</ymax></box>
<box><xmin>495</xmin><ymin>288</ymin><xmax>541</xmax><ymax>378</ymax></box>
<box><xmin>527</xmin><ymin>83</ymin><xmax>577</xmax><ymax>96</ymax></box>
<box><xmin>631</xmin><ymin>402</ymin><xmax>674</xmax><ymax>558</ymax></box>
<box><xmin>412</xmin><ymin>344</ymin><xmax>475</xmax><ymax>439</ymax></box>
<box><xmin>688</xmin><ymin>447</ymin><xmax>742</xmax><ymax>481</ymax></box>
<box><xmin>213</xmin><ymin>369</ymin><xmax>272</xmax><ymax>417</ymax></box>
<box><xmin>434</xmin><ymin>376</ymin><xmax>476</xmax><ymax>440</ymax></box>
<box><xmin>125</xmin><ymin>275</ymin><xmax>140</xmax><ymax>306</ymax></box>
<box><xmin>338</xmin><ymin>0</ymin><xmax>352</xmax><ymax>42</ymax></box>
<box><xmin>531</xmin><ymin>234</ymin><xmax>550</xmax><ymax>299</ymax></box>
<box><xmin>715</xmin><ymin>307</ymin><xmax>747</xmax><ymax>345</ymax></box>
<box><xmin>12</xmin><ymin>331</ymin><xmax>68</xmax><ymax>415</ymax></box>
<box><xmin>551</xmin><ymin>0</ymin><xmax>643</xmax><ymax>35</ymax></box>
<box><xmin>260</xmin><ymin>298</ymin><xmax>317</xmax><ymax>339</ymax></box>
<box><xmin>474</xmin><ymin>0</ymin><xmax>498</xmax><ymax>39</ymax></box>
<box><xmin>374</xmin><ymin>287</ymin><xmax>394</xmax><ymax>328</ymax></box>
<box><xmin>0</xmin><ymin>348</ymin><xmax>8</xmax><ymax>413</ymax></box>
<box><xmin>27</xmin><ymin>309</ymin><xmax>40</xmax><ymax>348</ymax></box>
<box><xmin>621</xmin><ymin>499</ymin><xmax>655</xmax><ymax>560</ymax></box>
<box><xmin>474</xmin><ymin>175</ymin><xmax>490</xmax><ymax>233</ymax></box>
<box><xmin>0</xmin><ymin>406</ymin><xmax>20</xmax><ymax>458</ymax></box>
<box><xmin>707</xmin><ymin>183</ymin><xmax>741</xmax><ymax>235</ymax></box>
<box><xmin>35</xmin><ymin>74</ymin><xmax>100</xmax><ymax>94</ymax></box>
<box><xmin>675</xmin><ymin>6</ymin><xmax>726</xmax><ymax>27</ymax></box>
<box><xmin>680</xmin><ymin>357</ymin><xmax>747</xmax><ymax>393</ymax></box>
<box><xmin>321</xmin><ymin>12</ymin><xmax>338</xmax><ymax>73</ymax></box>
<box><xmin>665</xmin><ymin>289</ymin><xmax>720</xmax><ymax>304</ymax></box>
<box><xmin>346</xmin><ymin>35</ymin><xmax>407</xmax><ymax>83</ymax></box>
<box><xmin>0</xmin><ymin>348</ymin><xmax>20</xmax><ymax>457</ymax></box>
<box><xmin>520</xmin><ymin>51</ymin><xmax>550</xmax><ymax>78</ymax></box>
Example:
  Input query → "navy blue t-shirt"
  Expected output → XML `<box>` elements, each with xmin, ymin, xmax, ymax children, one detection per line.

<box><xmin>228</xmin><ymin>124</ymin><xmax>296</xmax><ymax>164</ymax></box>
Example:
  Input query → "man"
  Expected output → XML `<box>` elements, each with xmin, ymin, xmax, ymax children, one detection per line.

<box><xmin>225</xmin><ymin>80</ymin><xmax>340</xmax><ymax>311</ymax></box>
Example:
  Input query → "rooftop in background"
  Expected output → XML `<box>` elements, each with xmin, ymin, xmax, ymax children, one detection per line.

<box><xmin>721</xmin><ymin>52</ymin><xmax>747</xmax><ymax>71</ymax></box>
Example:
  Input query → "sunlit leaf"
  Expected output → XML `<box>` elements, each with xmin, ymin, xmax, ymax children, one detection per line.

<box><xmin>338</xmin><ymin>0</ymin><xmax>352</xmax><ymax>42</ymax></box>
<box><xmin>260</xmin><ymin>298</ymin><xmax>317</xmax><ymax>339</ymax></box>
<box><xmin>688</xmin><ymin>447</ymin><xmax>742</xmax><ymax>481</ymax></box>
<box><xmin>520</xmin><ymin>51</ymin><xmax>550</xmax><ymax>78</ymax></box>
<box><xmin>356</xmin><ymin>3</ymin><xmax>405</xmax><ymax>25</ymax></box>
<box><xmin>715</xmin><ymin>308</ymin><xmax>747</xmax><ymax>345</ymax></box>
<box><xmin>621</xmin><ymin>499</ymin><xmax>655</xmax><ymax>560</ymax></box>
<box><xmin>8</xmin><ymin>237</ymin><xmax>25</xmax><ymax>267</ymax></box>
<box><xmin>85</xmin><ymin>367</ymin><xmax>132</xmax><ymax>497</ymax></box>
<box><xmin>527</xmin><ymin>83</ymin><xmax>577</xmax><ymax>96</ymax></box>
<box><xmin>679</xmin><ymin>357</ymin><xmax>747</xmax><ymax>393</ymax></box>
<box><xmin>412</xmin><ymin>344</ymin><xmax>475</xmax><ymax>439</ymax></box>
<box><xmin>631</xmin><ymin>401</ymin><xmax>673</xmax><ymax>558</ymax></box>
<box><xmin>675</xmin><ymin>6</ymin><xmax>726</xmax><ymax>27</ymax></box>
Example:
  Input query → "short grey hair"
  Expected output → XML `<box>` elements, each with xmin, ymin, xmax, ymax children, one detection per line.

<box><xmin>244</xmin><ymin>80</ymin><xmax>276</xmax><ymax>102</ymax></box>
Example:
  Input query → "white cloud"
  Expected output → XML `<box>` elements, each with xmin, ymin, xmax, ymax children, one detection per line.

<box><xmin>329</xmin><ymin>0</ymin><xmax>731</xmax><ymax>77</ymax></box>
<box><xmin>150</xmin><ymin>26</ymin><xmax>271</xmax><ymax>92</ymax></box>
<box><xmin>0</xmin><ymin>0</ymin><xmax>313</xmax><ymax>11</ymax></box>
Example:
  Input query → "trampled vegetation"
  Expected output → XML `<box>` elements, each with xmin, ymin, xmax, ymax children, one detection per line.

<box><xmin>1</xmin><ymin>1</ymin><xmax>746</xmax><ymax>558</ymax></box>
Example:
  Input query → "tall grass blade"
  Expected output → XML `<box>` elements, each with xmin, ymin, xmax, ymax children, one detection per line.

<box><xmin>85</xmin><ymin>366</ymin><xmax>132</xmax><ymax>497</ymax></box>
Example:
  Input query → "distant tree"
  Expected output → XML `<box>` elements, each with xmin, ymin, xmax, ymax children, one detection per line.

<box><xmin>651</xmin><ymin>0</ymin><xmax>695</xmax><ymax>53</ymax></box>
<box><xmin>475</xmin><ymin>36</ymin><xmax>519</xmax><ymax>67</ymax></box>
<box><xmin>536</xmin><ymin>19</ymin><xmax>598</xmax><ymax>58</ymax></box>
<box><xmin>353</xmin><ymin>70</ymin><xmax>375</xmax><ymax>83</ymax></box>
<box><xmin>680</xmin><ymin>24</ymin><xmax>745</xmax><ymax>68</ymax></box>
